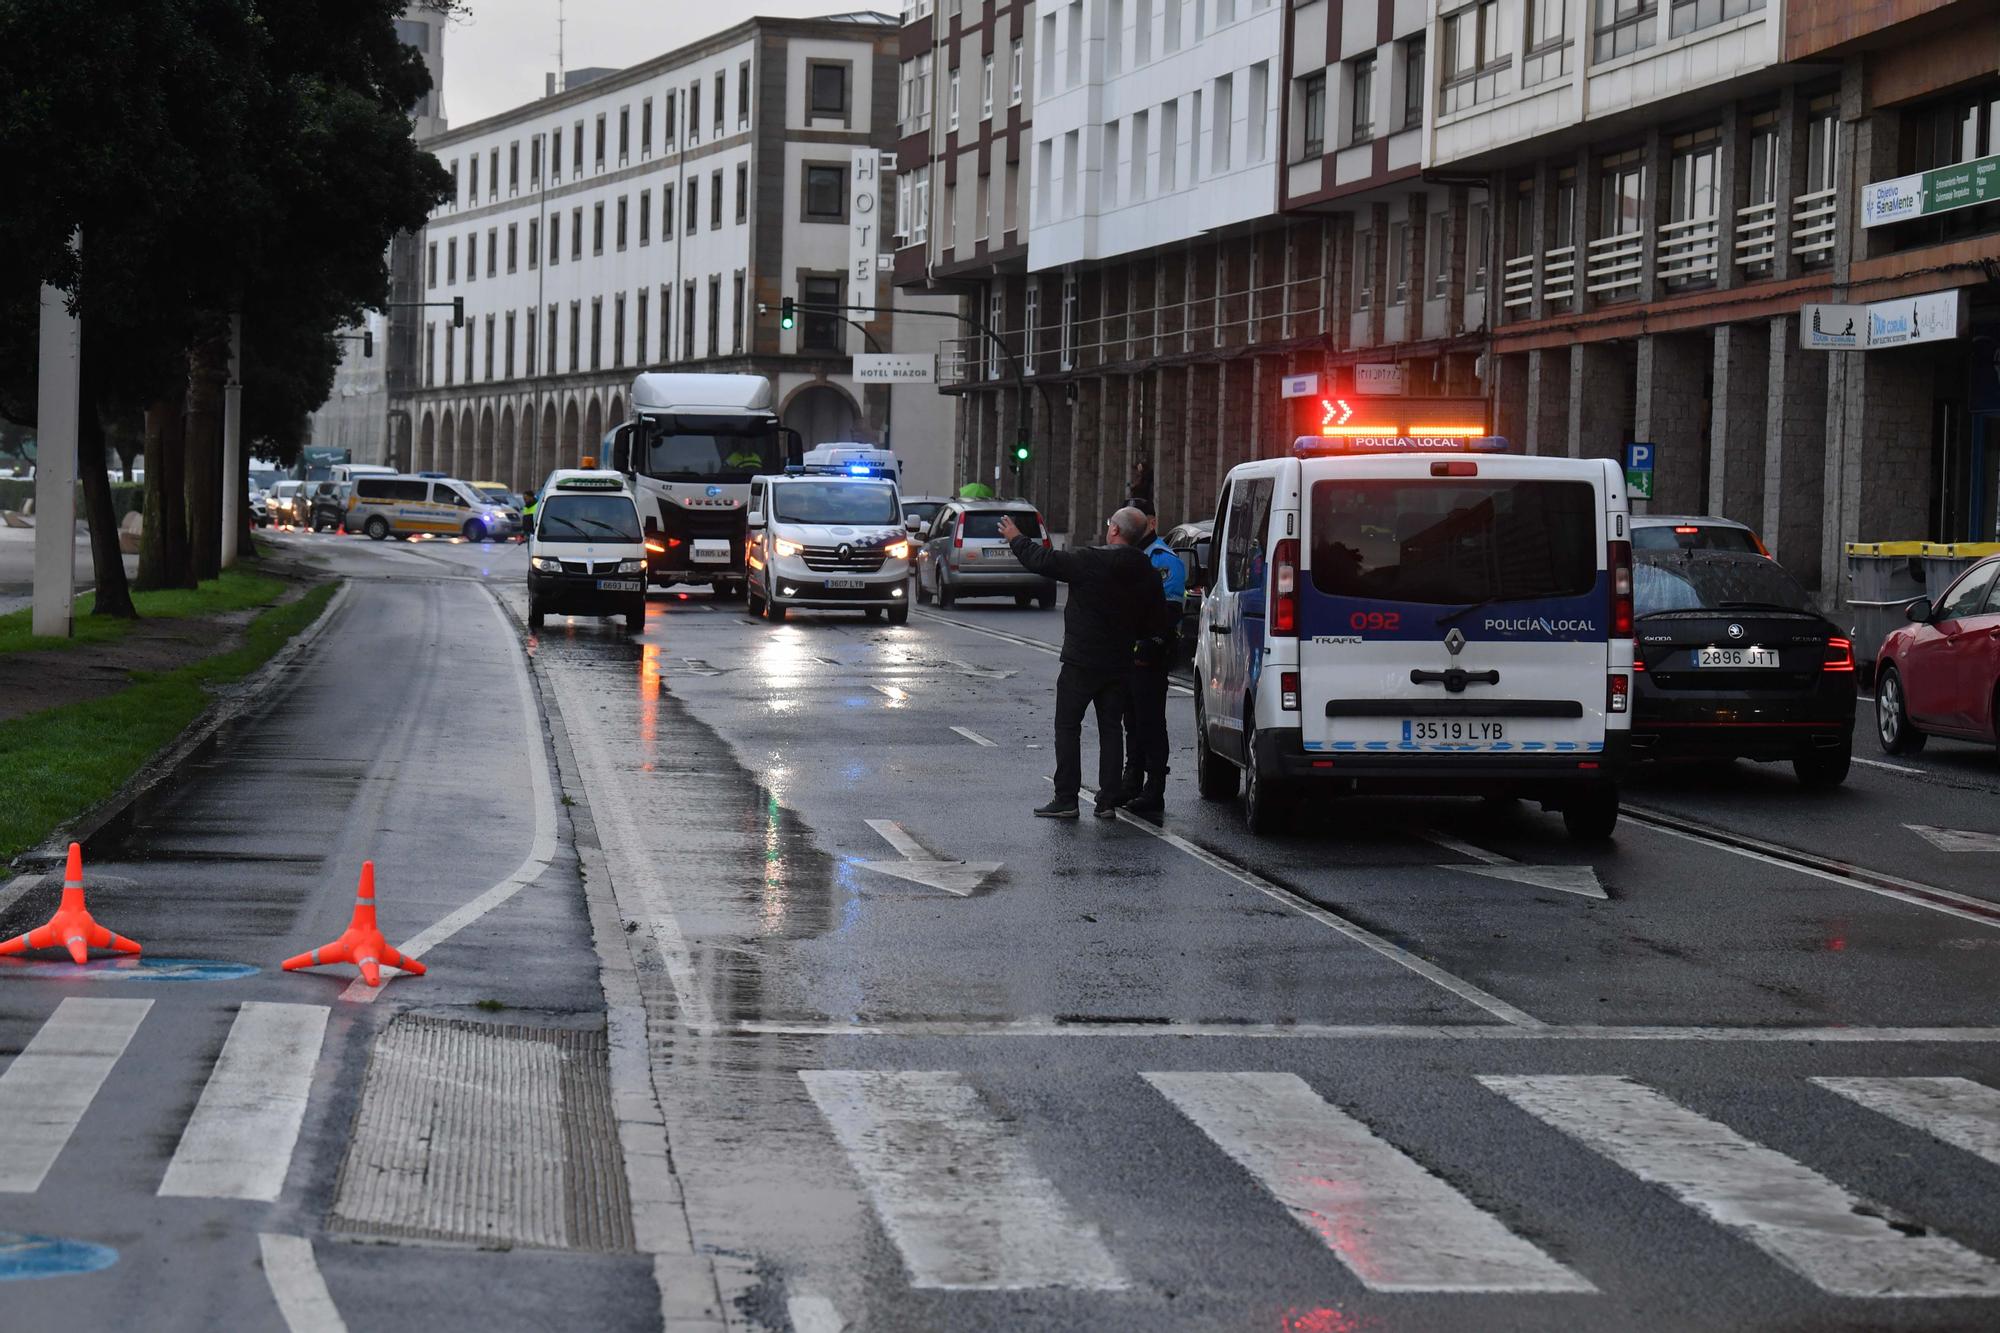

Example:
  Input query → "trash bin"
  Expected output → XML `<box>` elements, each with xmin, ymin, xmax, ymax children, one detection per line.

<box><xmin>1843</xmin><ymin>541</ymin><xmax>1928</xmax><ymax>680</ymax></box>
<box><xmin>1924</xmin><ymin>542</ymin><xmax>2000</xmax><ymax>602</ymax></box>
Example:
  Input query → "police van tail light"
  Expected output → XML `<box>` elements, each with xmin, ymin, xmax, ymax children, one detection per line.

<box><xmin>1609</xmin><ymin>539</ymin><xmax>1633</xmax><ymax>637</ymax></box>
<box><xmin>1280</xmin><ymin>671</ymin><xmax>1300</xmax><ymax>711</ymax></box>
<box><xmin>1271</xmin><ymin>538</ymin><xmax>1300</xmax><ymax>637</ymax></box>
<box><xmin>1609</xmin><ymin>673</ymin><xmax>1629</xmax><ymax>714</ymax></box>
<box><xmin>1823</xmin><ymin>637</ymin><xmax>1856</xmax><ymax>673</ymax></box>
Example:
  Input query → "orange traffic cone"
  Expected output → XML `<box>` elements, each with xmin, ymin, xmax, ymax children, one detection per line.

<box><xmin>281</xmin><ymin>861</ymin><xmax>425</xmax><ymax>987</ymax></box>
<box><xmin>0</xmin><ymin>843</ymin><xmax>142</xmax><ymax>964</ymax></box>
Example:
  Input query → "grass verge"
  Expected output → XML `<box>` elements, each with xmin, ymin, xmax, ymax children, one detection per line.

<box><xmin>0</xmin><ymin>569</ymin><xmax>289</xmax><ymax>656</ymax></box>
<box><xmin>0</xmin><ymin>582</ymin><xmax>337</xmax><ymax>863</ymax></box>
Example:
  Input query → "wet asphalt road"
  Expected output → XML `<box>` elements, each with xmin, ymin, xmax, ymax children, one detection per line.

<box><xmin>6</xmin><ymin>527</ymin><xmax>2000</xmax><ymax>1332</ymax></box>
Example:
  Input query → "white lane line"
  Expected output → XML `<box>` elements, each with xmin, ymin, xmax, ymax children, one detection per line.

<box><xmin>1624</xmin><ymin>807</ymin><xmax>2000</xmax><ymax>931</ymax></box>
<box><xmin>342</xmin><ymin>588</ymin><xmax>559</xmax><ymax>1003</ymax></box>
<box><xmin>0</xmin><ymin>871</ymin><xmax>43</xmax><ymax>923</ymax></box>
<box><xmin>799</xmin><ymin>1069</ymin><xmax>1127</xmax><ymax>1291</ymax></box>
<box><xmin>1906</xmin><ymin>824</ymin><xmax>2000</xmax><ymax>853</ymax></box>
<box><xmin>865</xmin><ymin>819</ymin><xmax>929</xmax><ymax>861</ymax></box>
<box><xmin>738</xmin><ymin>1019</ymin><xmax>2000</xmax><ymax>1042</ymax></box>
<box><xmin>1813</xmin><ymin>1077</ymin><xmax>2000</xmax><ymax>1166</ymax></box>
<box><xmin>159</xmin><ymin>1002</ymin><xmax>329</xmax><ymax>1201</ymax></box>
<box><xmin>1856</xmin><ymin>757</ymin><xmax>1928</xmax><ymax>775</ymax></box>
<box><xmin>786</xmin><ymin>1293</ymin><xmax>848</xmax><ymax>1333</ymax></box>
<box><xmin>872</xmin><ymin>683</ymin><xmax>909</xmax><ymax>704</ymax></box>
<box><xmin>1084</xmin><ymin>787</ymin><xmax>1542</xmax><ymax>1028</ymax></box>
<box><xmin>259</xmin><ymin>1233</ymin><xmax>348</xmax><ymax>1333</ymax></box>
<box><xmin>1424</xmin><ymin>831</ymin><xmax>1509</xmax><ymax>866</ymax></box>
<box><xmin>1145</xmin><ymin>1071</ymin><xmax>1592</xmax><ymax>1292</ymax></box>
<box><xmin>1483</xmin><ymin>1074</ymin><xmax>2000</xmax><ymax>1297</ymax></box>
<box><xmin>951</xmin><ymin>725</ymin><xmax>997</xmax><ymax>747</ymax></box>
<box><xmin>0</xmin><ymin>997</ymin><xmax>151</xmax><ymax>1192</ymax></box>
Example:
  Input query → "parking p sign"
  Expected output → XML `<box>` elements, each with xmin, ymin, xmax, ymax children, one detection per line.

<box><xmin>1623</xmin><ymin>442</ymin><xmax>1655</xmax><ymax>500</ymax></box>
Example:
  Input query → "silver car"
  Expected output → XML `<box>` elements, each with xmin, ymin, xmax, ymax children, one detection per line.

<box><xmin>913</xmin><ymin>499</ymin><xmax>1057</xmax><ymax>609</ymax></box>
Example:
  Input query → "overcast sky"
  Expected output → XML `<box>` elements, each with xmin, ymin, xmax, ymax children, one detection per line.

<box><xmin>441</xmin><ymin>0</ymin><xmax>858</xmax><ymax>128</ymax></box>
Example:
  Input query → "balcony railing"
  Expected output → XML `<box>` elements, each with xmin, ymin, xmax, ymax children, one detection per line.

<box><xmin>1792</xmin><ymin>187</ymin><xmax>1836</xmax><ymax>265</ymax></box>
<box><xmin>1584</xmin><ymin>230</ymin><xmax>1645</xmax><ymax>299</ymax></box>
<box><xmin>1501</xmin><ymin>253</ymin><xmax>1537</xmax><ymax>310</ymax></box>
<box><xmin>1543</xmin><ymin>245</ymin><xmax>1576</xmax><ymax>306</ymax></box>
<box><xmin>1656</xmin><ymin>215</ymin><xmax>1719</xmax><ymax>286</ymax></box>
<box><xmin>1734</xmin><ymin>200</ymin><xmax>1777</xmax><ymax>272</ymax></box>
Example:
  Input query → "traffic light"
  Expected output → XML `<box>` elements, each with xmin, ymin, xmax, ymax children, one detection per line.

<box><xmin>362</xmin><ymin>331</ymin><xmax>374</xmax><ymax>357</ymax></box>
<box><xmin>779</xmin><ymin>297</ymin><xmax>796</xmax><ymax>330</ymax></box>
<box><xmin>1010</xmin><ymin>436</ymin><xmax>1031</xmax><ymax>475</ymax></box>
<box><xmin>452</xmin><ymin>296</ymin><xmax>465</xmax><ymax>328</ymax></box>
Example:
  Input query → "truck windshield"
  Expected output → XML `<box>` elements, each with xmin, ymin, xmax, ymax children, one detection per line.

<box><xmin>773</xmin><ymin>481</ymin><xmax>899</xmax><ymax>525</ymax></box>
<box><xmin>638</xmin><ymin>415</ymin><xmax>785</xmax><ymax>483</ymax></box>
<box><xmin>1309</xmin><ymin>478</ymin><xmax>1597</xmax><ymax>604</ymax></box>
<box><xmin>538</xmin><ymin>495</ymin><xmax>642</xmax><ymax>542</ymax></box>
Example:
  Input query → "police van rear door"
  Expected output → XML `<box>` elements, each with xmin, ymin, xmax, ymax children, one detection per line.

<box><xmin>1298</xmin><ymin>454</ymin><xmax>1615</xmax><ymax>759</ymax></box>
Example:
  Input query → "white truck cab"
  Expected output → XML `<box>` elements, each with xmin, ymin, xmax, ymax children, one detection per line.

<box><xmin>745</xmin><ymin>450</ymin><xmax>915</xmax><ymax>624</ymax></box>
<box><xmin>1195</xmin><ymin>435</ymin><xmax>1634</xmax><ymax>840</ymax></box>
<box><xmin>526</xmin><ymin>470</ymin><xmax>649</xmax><ymax>634</ymax></box>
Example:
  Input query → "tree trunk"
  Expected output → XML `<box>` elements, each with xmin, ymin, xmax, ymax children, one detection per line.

<box><xmin>185</xmin><ymin>337</ymin><xmax>227</xmax><ymax>581</ymax></box>
<box><xmin>77</xmin><ymin>368</ymin><xmax>137</xmax><ymax>618</ymax></box>
<box><xmin>136</xmin><ymin>396</ymin><xmax>194</xmax><ymax>589</ymax></box>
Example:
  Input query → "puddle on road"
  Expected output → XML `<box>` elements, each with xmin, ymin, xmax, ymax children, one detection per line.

<box><xmin>0</xmin><ymin>957</ymin><xmax>259</xmax><ymax>982</ymax></box>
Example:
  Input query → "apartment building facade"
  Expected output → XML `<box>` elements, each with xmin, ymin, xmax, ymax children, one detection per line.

<box><xmin>1439</xmin><ymin>0</ymin><xmax>2000</xmax><ymax>598</ymax></box>
<box><xmin>389</xmin><ymin>11</ymin><xmax>958</xmax><ymax>498</ymax></box>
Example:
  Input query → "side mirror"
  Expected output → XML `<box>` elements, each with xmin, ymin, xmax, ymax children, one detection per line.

<box><xmin>905</xmin><ymin>515</ymin><xmax>923</xmax><ymax>533</ymax></box>
<box><xmin>609</xmin><ymin>422</ymin><xmax>636</xmax><ymax>474</ymax></box>
<box><xmin>747</xmin><ymin>511</ymin><xmax>766</xmax><ymax>530</ymax></box>
<box><xmin>782</xmin><ymin>427</ymin><xmax>805</xmax><ymax>467</ymax></box>
<box><xmin>1905</xmin><ymin>598</ymin><xmax>1933</xmax><ymax>624</ymax></box>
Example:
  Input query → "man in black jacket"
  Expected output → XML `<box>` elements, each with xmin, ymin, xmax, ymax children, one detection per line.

<box><xmin>999</xmin><ymin>507</ymin><xmax>1157</xmax><ymax>818</ymax></box>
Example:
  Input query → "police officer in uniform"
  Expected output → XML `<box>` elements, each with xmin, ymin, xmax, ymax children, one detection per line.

<box><xmin>1119</xmin><ymin>498</ymin><xmax>1186</xmax><ymax>816</ymax></box>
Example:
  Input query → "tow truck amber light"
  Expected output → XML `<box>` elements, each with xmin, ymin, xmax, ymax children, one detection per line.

<box><xmin>1609</xmin><ymin>540</ymin><xmax>1634</xmax><ymax>637</ymax></box>
<box><xmin>1271</xmin><ymin>539</ymin><xmax>1300</xmax><ymax>637</ymax></box>
<box><xmin>1823</xmin><ymin>637</ymin><xmax>1856</xmax><ymax>672</ymax></box>
<box><xmin>1280</xmin><ymin>671</ymin><xmax>1300</xmax><ymax>711</ymax></box>
<box><xmin>645</xmin><ymin>539</ymin><xmax>667</xmax><ymax>554</ymax></box>
<box><xmin>1609</xmin><ymin>673</ymin><xmax>1630</xmax><ymax>713</ymax></box>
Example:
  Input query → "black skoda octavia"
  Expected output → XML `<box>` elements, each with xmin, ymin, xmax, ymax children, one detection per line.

<box><xmin>1630</xmin><ymin>549</ymin><xmax>1858</xmax><ymax>787</ymax></box>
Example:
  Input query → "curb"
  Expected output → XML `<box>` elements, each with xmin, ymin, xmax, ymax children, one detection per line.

<box><xmin>8</xmin><ymin>576</ymin><xmax>349</xmax><ymax>872</ymax></box>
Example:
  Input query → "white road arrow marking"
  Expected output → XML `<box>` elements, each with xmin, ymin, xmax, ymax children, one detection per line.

<box><xmin>859</xmin><ymin>819</ymin><xmax>1002</xmax><ymax>897</ymax></box>
<box><xmin>1425</xmin><ymin>830</ymin><xmax>1606</xmax><ymax>899</ymax></box>
<box><xmin>679</xmin><ymin>658</ymin><xmax>727</xmax><ymax>676</ymax></box>
<box><xmin>940</xmin><ymin>657</ymin><xmax>1020</xmax><ymax>680</ymax></box>
<box><xmin>1906</xmin><ymin>824</ymin><xmax>2000</xmax><ymax>853</ymax></box>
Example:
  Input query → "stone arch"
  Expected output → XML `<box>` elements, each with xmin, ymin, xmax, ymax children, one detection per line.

<box><xmin>498</xmin><ymin>405</ymin><xmax>517</xmax><ymax>491</ymax></box>
<box><xmin>608</xmin><ymin>392</ymin><xmax>624</xmax><ymax>425</ymax></box>
<box><xmin>561</xmin><ymin>398</ymin><xmax>581</xmax><ymax>471</ymax></box>
<box><xmin>475</xmin><ymin>405</ymin><xmax>497</xmax><ymax>481</ymax></box>
<box><xmin>438</xmin><ymin>411</ymin><xmax>456</xmax><ymax>478</ymax></box>
<box><xmin>584</xmin><ymin>397</ymin><xmax>604</xmax><ymax>466</ymax></box>
<box><xmin>782</xmin><ymin>382</ymin><xmax>862</xmax><ymax>448</ymax></box>
<box><xmin>537</xmin><ymin>401</ymin><xmax>559</xmax><ymax>491</ymax></box>
<box><xmin>417</xmin><ymin>411</ymin><xmax>436</xmax><ymax>473</ymax></box>
<box><xmin>455</xmin><ymin>407</ymin><xmax>476</xmax><ymax>477</ymax></box>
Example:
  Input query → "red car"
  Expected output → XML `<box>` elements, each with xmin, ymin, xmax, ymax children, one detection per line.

<box><xmin>1875</xmin><ymin>554</ymin><xmax>2000</xmax><ymax>755</ymax></box>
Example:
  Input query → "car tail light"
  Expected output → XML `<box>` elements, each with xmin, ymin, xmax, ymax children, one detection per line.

<box><xmin>953</xmin><ymin>515</ymin><xmax>965</xmax><ymax>549</ymax></box>
<box><xmin>1609</xmin><ymin>673</ymin><xmax>1629</xmax><ymax>713</ymax></box>
<box><xmin>1431</xmin><ymin>461</ymin><xmax>1479</xmax><ymax>477</ymax></box>
<box><xmin>1271</xmin><ymin>538</ymin><xmax>1299</xmax><ymax>637</ymax></box>
<box><xmin>1280</xmin><ymin>671</ymin><xmax>1300</xmax><ymax>711</ymax></box>
<box><xmin>1823</xmin><ymin>637</ymin><xmax>1856</xmax><ymax>672</ymax></box>
<box><xmin>1609</xmin><ymin>539</ymin><xmax>1633</xmax><ymax>637</ymax></box>
<box><xmin>1632</xmin><ymin>657</ymin><xmax>1646</xmax><ymax>672</ymax></box>
<box><xmin>1674</xmin><ymin>525</ymin><xmax>1700</xmax><ymax>534</ymax></box>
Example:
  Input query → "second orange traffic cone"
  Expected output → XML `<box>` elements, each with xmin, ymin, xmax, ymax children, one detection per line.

<box><xmin>0</xmin><ymin>843</ymin><xmax>142</xmax><ymax>964</ymax></box>
<box><xmin>280</xmin><ymin>861</ymin><xmax>426</xmax><ymax>987</ymax></box>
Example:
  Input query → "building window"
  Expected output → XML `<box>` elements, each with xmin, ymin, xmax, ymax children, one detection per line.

<box><xmin>465</xmin><ymin>232</ymin><xmax>476</xmax><ymax>282</ymax></box>
<box><xmin>659</xmin><ymin>286</ymin><xmax>671</xmax><ymax>363</ymax></box>
<box><xmin>738</xmin><ymin>61</ymin><xmax>751</xmax><ymax>128</ymax></box>
<box><xmin>1389</xmin><ymin>220</ymin><xmax>1409</xmax><ymax>304</ymax></box>
<box><xmin>552</xmin><ymin>129</ymin><xmax>562</xmax><ymax>178</ymax></box>
<box><xmin>636</xmin><ymin>288</ymin><xmax>649</xmax><ymax>363</ymax></box>
<box><xmin>809</xmin><ymin>62</ymin><xmax>849</xmax><ymax>117</ymax></box>
<box><xmin>573</xmin><ymin>121</ymin><xmax>584</xmax><ymax>175</ymax></box>
<box><xmin>447</xmin><ymin>236</ymin><xmax>457</xmax><ymax>284</ymax></box>
<box><xmin>1443</xmin><ymin>1</ymin><xmax>1509</xmax><ymax>113</ymax></box>
<box><xmin>569</xmin><ymin>301</ymin><xmax>581</xmax><ymax>371</ymax></box>
<box><xmin>525</xmin><ymin>307</ymin><xmax>536</xmax><ymax>372</ymax></box>
<box><xmin>618</xmin><ymin>107</ymin><xmax>630</xmax><ymax>163</ymax></box>
<box><xmin>589</xmin><ymin>297</ymin><xmax>602</xmax><ymax>370</ymax></box>
<box><xmin>689</xmin><ymin>82</ymin><xmax>701</xmax><ymax>143</ymax></box>
<box><xmin>736</xmin><ymin>164</ymin><xmax>748</xmax><ymax>223</ymax></box>
<box><xmin>1107</xmin><ymin>0</ymin><xmax>1124</xmax><ymax>75</ymax></box>
<box><xmin>663</xmin><ymin>184</ymin><xmax>675</xmax><ymax>237</ymax></box>
<box><xmin>426</xmin><ymin>323</ymin><xmax>435</xmax><ymax>385</ymax></box>
<box><xmin>1427</xmin><ymin>215</ymin><xmax>1449</xmax><ymax>298</ymax></box>
<box><xmin>1523</xmin><ymin>0</ymin><xmax>1572</xmax><ymax>86</ymax></box>
<box><xmin>507</xmin><ymin>223</ymin><xmax>518</xmax><ymax>273</ymax></box>
<box><xmin>987</xmin><ymin>286</ymin><xmax>1004</xmax><ymax>379</ymax></box>
<box><xmin>450</xmin><ymin>158</ymin><xmax>460</xmax><ymax>206</ymax></box>
<box><xmin>1060</xmin><ymin>271</ymin><xmax>1077</xmax><ymax>370</ymax></box>
<box><xmin>1136</xmin><ymin>0</ymin><xmax>1153</xmax><ymax>63</ymax></box>
<box><xmin>1010</xmin><ymin>38</ymin><xmax>1024</xmax><ymax>104</ymax></box>
<box><xmin>509</xmin><ymin>142</ymin><xmax>520</xmax><ymax>194</ymax></box>
<box><xmin>548</xmin><ymin>213</ymin><xmax>560</xmax><ymax>265</ymax></box>
<box><xmin>444</xmin><ymin>324</ymin><xmax>454</xmax><ymax>384</ymax></box>
<box><xmin>710</xmin><ymin>168</ymin><xmax>723</xmax><ymax>229</ymax></box>
<box><xmin>1666</xmin><ymin>126</ymin><xmax>1720</xmax><ymax>282</ymax></box>
<box><xmin>468</xmin><ymin>154</ymin><xmax>478</xmax><ymax>202</ymax></box>
<box><xmin>705</xmin><ymin>276</ymin><xmax>721</xmax><ymax>357</ymax></box>
<box><xmin>489</xmin><ymin>148</ymin><xmax>498</xmax><ymax>199</ymax></box>
<box><xmin>593</xmin><ymin>201</ymin><xmax>605</xmax><ymax>255</ymax></box>
<box><xmin>572</xmin><ymin>206</ymin><xmax>583</xmax><ymax>260</ymax></box>
<box><xmin>981</xmin><ymin>55</ymin><xmax>994</xmax><ymax>119</ymax></box>
<box><xmin>805</xmin><ymin>164</ymin><xmax>847</xmax><ymax>221</ymax></box>
<box><xmin>1296</xmin><ymin>71</ymin><xmax>1326</xmax><ymax>159</ymax></box>
<box><xmin>948</xmin><ymin>67</ymin><xmax>961</xmax><ymax>133</ymax></box>
<box><xmin>714</xmin><ymin>71</ymin><xmax>725</xmax><ymax>137</ymax></box>
<box><xmin>616</xmin><ymin>196</ymin><xmax>628</xmax><ymax>250</ymax></box>
<box><xmin>1344</xmin><ymin>56</ymin><xmax>1373</xmax><ymax>146</ymax></box>
<box><xmin>1401</xmin><ymin>37</ymin><xmax>1425</xmax><ymax>130</ymax></box>
<box><xmin>732</xmin><ymin>272</ymin><xmax>745</xmax><ymax>354</ymax></box>
<box><xmin>800</xmin><ymin>275</ymin><xmax>843</xmax><ymax>352</ymax></box>
<box><xmin>642</xmin><ymin>99</ymin><xmax>653</xmax><ymax>156</ymax></box>
<box><xmin>1598</xmin><ymin>148</ymin><xmax>1646</xmax><ymax>238</ymax></box>
<box><xmin>484</xmin><ymin>314</ymin><xmax>495</xmax><ymax>380</ymax></box>
<box><xmin>1213</xmin><ymin>75</ymin><xmax>1233</xmax><ymax>170</ymax></box>
<box><xmin>427</xmin><ymin>241</ymin><xmax>437</xmax><ymax>289</ymax></box>
<box><xmin>465</xmin><ymin>322</ymin><xmax>474</xmax><ymax>380</ymax></box>
<box><xmin>1468</xmin><ymin>201</ymin><xmax>1489</xmax><ymax>291</ymax></box>
<box><xmin>1594</xmin><ymin>0</ymin><xmax>1657</xmax><ymax>64</ymax></box>
<box><xmin>487</xmin><ymin>227</ymin><xmax>497</xmax><ymax>277</ymax></box>
<box><xmin>977</xmin><ymin>167</ymin><xmax>992</xmax><ymax>238</ymax></box>
<box><xmin>664</xmin><ymin>92</ymin><xmax>676</xmax><ymax>147</ymax></box>
<box><xmin>639</xmin><ymin>191</ymin><xmax>651</xmax><ymax>245</ymax></box>
<box><xmin>1669</xmin><ymin>0</ymin><xmax>1762</xmax><ymax>40</ymax></box>
<box><xmin>531</xmin><ymin>136</ymin><xmax>542</xmax><ymax>186</ymax></box>
<box><xmin>614</xmin><ymin>294</ymin><xmax>626</xmax><ymax>368</ymax></box>
<box><xmin>687</xmin><ymin>177</ymin><xmax>699</xmax><ymax>232</ymax></box>
<box><xmin>682</xmin><ymin>283</ymin><xmax>695</xmax><ymax>360</ymax></box>
<box><xmin>595</xmin><ymin>113</ymin><xmax>606</xmax><ymax>168</ymax></box>
<box><xmin>547</xmin><ymin>304</ymin><xmax>558</xmax><ymax>373</ymax></box>
<box><xmin>1805</xmin><ymin>96</ymin><xmax>1838</xmax><ymax>193</ymax></box>
<box><xmin>1354</xmin><ymin>227</ymin><xmax>1374</xmax><ymax>309</ymax></box>
<box><xmin>900</xmin><ymin>52</ymin><xmax>933</xmax><ymax>134</ymax></box>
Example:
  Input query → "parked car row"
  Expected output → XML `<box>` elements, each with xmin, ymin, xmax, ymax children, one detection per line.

<box><xmin>258</xmin><ymin>472</ymin><xmax>525</xmax><ymax>543</ymax></box>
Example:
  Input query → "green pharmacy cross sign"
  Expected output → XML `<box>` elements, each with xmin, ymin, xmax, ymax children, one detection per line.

<box><xmin>1862</xmin><ymin>153</ymin><xmax>2000</xmax><ymax>228</ymax></box>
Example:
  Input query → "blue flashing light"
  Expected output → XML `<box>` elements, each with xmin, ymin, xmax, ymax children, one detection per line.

<box><xmin>848</xmin><ymin>464</ymin><xmax>873</xmax><ymax>475</ymax></box>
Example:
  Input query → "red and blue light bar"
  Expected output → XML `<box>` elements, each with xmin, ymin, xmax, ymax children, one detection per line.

<box><xmin>1292</xmin><ymin>434</ymin><xmax>1511</xmax><ymax>457</ymax></box>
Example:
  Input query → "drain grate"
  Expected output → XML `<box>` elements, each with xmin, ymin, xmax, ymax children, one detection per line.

<box><xmin>330</xmin><ymin>1015</ymin><xmax>634</xmax><ymax>1251</ymax></box>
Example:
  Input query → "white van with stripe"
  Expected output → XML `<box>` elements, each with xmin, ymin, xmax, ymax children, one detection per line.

<box><xmin>1194</xmin><ymin>435</ymin><xmax>1634</xmax><ymax>840</ymax></box>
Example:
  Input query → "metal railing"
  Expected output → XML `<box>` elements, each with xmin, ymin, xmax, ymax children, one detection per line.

<box><xmin>1584</xmin><ymin>230</ymin><xmax>1644</xmax><ymax>299</ymax></box>
<box><xmin>1501</xmin><ymin>253</ymin><xmax>1537</xmax><ymax>310</ymax></box>
<box><xmin>1734</xmin><ymin>199</ymin><xmax>1777</xmax><ymax>272</ymax></box>
<box><xmin>1792</xmin><ymin>187</ymin><xmax>1836</xmax><ymax>265</ymax></box>
<box><xmin>1543</xmin><ymin>245</ymin><xmax>1576</xmax><ymax>306</ymax></box>
<box><xmin>1656</xmin><ymin>215</ymin><xmax>1719</xmax><ymax>285</ymax></box>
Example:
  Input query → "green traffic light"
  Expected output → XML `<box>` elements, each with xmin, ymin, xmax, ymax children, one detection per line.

<box><xmin>1013</xmin><ymin>445</ymin><xmax>1030</xmax><ymax>462</ymax></box>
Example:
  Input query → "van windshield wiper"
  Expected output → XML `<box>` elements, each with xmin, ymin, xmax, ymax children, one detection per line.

<box><xmin>1437</xmin><ymin>594</ymin><xmax>1530</xmax><ymax>627</ymax></box>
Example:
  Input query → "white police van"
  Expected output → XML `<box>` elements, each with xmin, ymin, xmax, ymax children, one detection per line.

<box><xmin>744</xmin><ymin>445</ymin><xmax>915</xmax><ymax>623</ymax></box>
<box><xmin>1194</xmin><ymin>434</ymin><xmax>1635</xmax><ymax>840</ymax></box>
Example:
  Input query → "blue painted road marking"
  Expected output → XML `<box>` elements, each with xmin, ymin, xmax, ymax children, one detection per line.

<box><xmin>0</xmin><ymin>958</ymin><xmax>258</xmax><ymax>982</ymax></box>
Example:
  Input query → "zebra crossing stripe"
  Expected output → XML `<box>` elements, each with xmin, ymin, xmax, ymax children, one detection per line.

<box><xmin>1482</xmin><ymin>1074</ymin><xmax>2000</xmax><ymax>1297</ymax></box>
<box><xmin>0</xmin><ymin>997</ymin><xmax>152</xmax><ymax>1193</ymax></box>
<box><xmin>159</xmin><ymin>1002</ymin><xmax>329</xmax><ymax>1200</ymax></box>
<box><xmin>1813</xmin><ymin>1077</ymin><xmax>2000</xmax><ymax>1168</ymax></box>
<box><xmin>1144</xmin><ymin>1071</ymin><xmax>1593</xmax><ymax>1293</ymax></box>
<box><xmin>800</xmin><ymin>1070</ymin><xmax>1127</xmax><ymax>1290</ymax></box>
